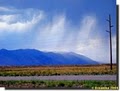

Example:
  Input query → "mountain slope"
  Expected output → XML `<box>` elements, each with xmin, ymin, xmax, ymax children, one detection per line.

<box><xmin>0</xmin><ymin>49</ymin><xmax>99</xmax><ymax>66</ymax></box>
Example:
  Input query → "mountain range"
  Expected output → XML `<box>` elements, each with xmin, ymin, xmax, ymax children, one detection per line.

<box><xmin>0</xmin><ymin>49</ymin><xmax>99</xmax><ymax>66</ymax></box>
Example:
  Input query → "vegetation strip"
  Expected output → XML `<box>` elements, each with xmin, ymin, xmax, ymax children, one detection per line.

<box><xmin>0</xmin><ymin>80</ymin><xmax>117</xmax><ymax>89</ymax></box>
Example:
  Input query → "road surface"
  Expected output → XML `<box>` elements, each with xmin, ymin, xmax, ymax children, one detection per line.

<box><xmin>0</xmin><ymin>75</ymin><xmax>116</xmax><ymax>81</ymax></box>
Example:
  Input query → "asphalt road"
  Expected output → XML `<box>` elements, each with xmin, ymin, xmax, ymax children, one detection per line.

<box><xmin>0</xmin><ymin>75</ymin><xmax>116</xmax><ymax>81</ymax></box>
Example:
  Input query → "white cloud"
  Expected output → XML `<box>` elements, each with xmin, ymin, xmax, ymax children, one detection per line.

<box><xmin>0</xmin><ymin>7</ymin><xmax>11</xmax><ymax>12</ymax></box>
<box><xmin>0</xmin><ymin>8</ymin><xmax>44</xmax><ymax>33</ymax></box>
<box><xmin>0</xmin><ymin>15</ymin><xmax>16</xmax><ymax>23</ymax></box>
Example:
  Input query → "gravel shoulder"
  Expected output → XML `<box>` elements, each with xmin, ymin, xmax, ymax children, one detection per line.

<box><xmin>0</xmin><ymin>75</ymin><xmax>116</xmax><ymax>81</ymax></box>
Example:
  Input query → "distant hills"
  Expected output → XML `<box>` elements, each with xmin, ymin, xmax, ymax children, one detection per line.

<box><xmin>0</xmin><ymin>49</ymin><xmax>99</xmax><ymax>66</ymax></box>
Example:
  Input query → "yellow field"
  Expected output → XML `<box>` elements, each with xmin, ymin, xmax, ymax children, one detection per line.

<box><xmin>0</xmin><ymin>64</ymin><xmax>117</xmax><ymax>76</ymax></box>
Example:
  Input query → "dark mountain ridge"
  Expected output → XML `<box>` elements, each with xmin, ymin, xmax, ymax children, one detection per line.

<box><xmin>0</xmin><ymin>49</ymin><xmax>99</xmax><ymax>66</ymax></box>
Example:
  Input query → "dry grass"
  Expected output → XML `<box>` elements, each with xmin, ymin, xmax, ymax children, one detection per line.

<box><xmin>0</xmin><ymin>64</ymin><xmax>117</xmax><ymax>76</ymax></box>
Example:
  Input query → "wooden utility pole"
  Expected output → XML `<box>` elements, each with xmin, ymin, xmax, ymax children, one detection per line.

<box><xmin>106</xmin><ymin>14</ymin><xmax>113</xmax><ymax>70</ymax></box>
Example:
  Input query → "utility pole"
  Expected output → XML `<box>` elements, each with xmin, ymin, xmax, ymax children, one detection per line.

<box><xmin>106</xmin><ymin>14</ymin><xmax>113</xmax><ymax>70</ymax></box>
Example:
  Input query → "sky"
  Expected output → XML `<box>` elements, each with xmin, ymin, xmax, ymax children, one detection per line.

<box><xmin>0</xmin><ymin>0</ymin><xmax>117</xmax><ymax>63</ymax></box>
